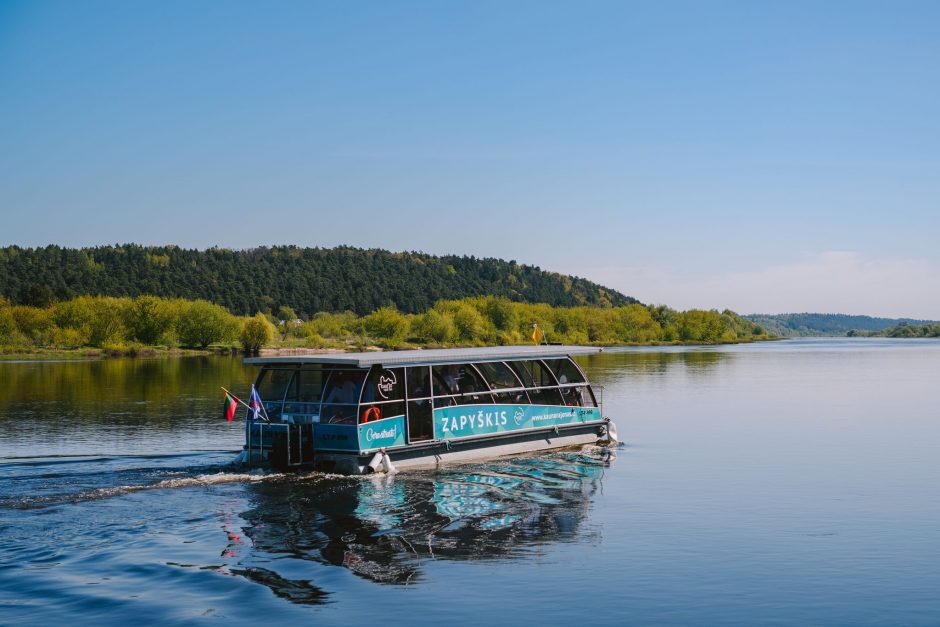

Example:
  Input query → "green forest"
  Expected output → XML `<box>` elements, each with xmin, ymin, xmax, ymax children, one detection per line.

<box><xmin>0</xmin><ymin>294</ymin><xmax>770</xmax><ymax>356</ymax></box>
<box><xmin>0</xmin><ymin>245</ymin><xmax>634</xmax><ymax>315</ymax></box>
<box><xmin>848</xmin><ymin>323</ymin><xmax>940</xmax><ymax>338</ymax></box>
<box><xmin>744</xmin><ymin>313</ymin><xmax>938</xmax><ymax>337</ymax></box>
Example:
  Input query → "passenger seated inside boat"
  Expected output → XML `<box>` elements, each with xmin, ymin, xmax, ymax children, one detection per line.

<box><xmin>321</xmin><ymin>370</ymin><xmax>365</xmax><ymax>424</ymax></box>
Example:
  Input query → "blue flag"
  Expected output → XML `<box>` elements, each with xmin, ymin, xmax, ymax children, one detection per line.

<box><xmin>249</xmin><ymin>385</ymin><xmax>264</xmax><ymax>422</ymax></box>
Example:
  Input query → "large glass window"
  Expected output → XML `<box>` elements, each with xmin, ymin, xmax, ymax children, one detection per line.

<box><xmin>321</xmin><ymin>403</ymin><xmax>358</xmax><ymax>425</ymax></box>
<box><xmin>476</xmin><ymin>361</ymin><xmax>521</xmax><ymax>389</ymax></box>
<box><xmin>477</xmin><ymin>361</ymin><xmax>530</xmax><ymax>404</ymax></box>
<box><xmin>406</xmin><ymin>366</ymin><xmax>431</xmax><ymax>400</ymax></box>
<box><xmin>254</xmin><ymin>367</ymin><xmax>295</xmax><ymax>420</ymax></box>
<box><xmin>295</xmin><ymin>369</ymin><xmax>328</xmax><ymax>402</ymax></box>
<box><xmin>255</xmin><ymin>367</ymin><xmax>294</xmax><ymax>401</ymax></box>
<box><xmin>320</xmin><ymin>369</ymin><xmax>366</xmax><ymax>425</ymax></box>
<box><xmin>361</xmin><ymin>367</ymin><xmax>404</xmax><ymax>404</ymax></box>
<box><xmin>321</xmin><ymin>370</ymin><xmax>366</xmax><ymax>404</ymax></box>
<box><xmin>432</xmin><ymin>364</ymin><xmax>459</xmax><ymax>397</ymax></box>
<box><xmin>543</xmin><ymin>358</ymin><xmax>586</xmax><ymax>385</ymax></box>
<box><xmin>359</xmin><ymin>401</ymin><xmax>405</xmax><ymax>423</ymax></box>
<box><xmin>506</xmin><ymin>361</ymin><xmax>535</xmax><ymax>387</ymax></box>
<box><xmin>408</xmin><ymin>399</ymin><xmax>433</xmax><ymax>441</ymax></box>
<box><xmin>432</xmin><ymin>364</ymin><xmax>493</xmax><ymax>406</ymax></box>
<box><xmin>560</xmin><ymin>385</ymin><xmax>597</xmax><ymax>407</ymax></box>
<box><xmin>359</xmin><ymin>364</ymin><xmax>405</xmax><ymax>423</ymax></box>
<box><xmin>507</xmin><ymin>360</ymin><xmax>564</xmax><ymax>406</ymax></box>
<box><xmin>283</xmin><ymin>368</ymin><xmax>328</xmax><ymax>416</ymax></box>
<box><xmin>509</xmin><ymin>360</ymin><xmax>557</xmax><ymax>388</ymax></box>
<box><xmin>406</xmin><ymin>366</ymin><xmax>435</xmax><ymax>439</ymax></box>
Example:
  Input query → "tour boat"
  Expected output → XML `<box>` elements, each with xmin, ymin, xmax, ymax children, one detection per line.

<box><xmin>238</xmin><ymin>345</ymin><xmax>618</xmax><ymax>474</ymax></box>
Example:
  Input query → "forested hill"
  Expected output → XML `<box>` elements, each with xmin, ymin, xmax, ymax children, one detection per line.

<box><xmin>744</xmin><ymin>313</ymin><xmax>937</xmax><ymax>337</ymax></box>
<box><xmin>0</xmin><ymin>245</ymin><xmax>636</xmax><ymax>316</ymax></box>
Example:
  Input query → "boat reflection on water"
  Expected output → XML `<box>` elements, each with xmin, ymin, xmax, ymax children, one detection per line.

<box><xmin>237</xmin><ymin>445</ymin><xmax>617</xmax><ymax>596</ymax></box>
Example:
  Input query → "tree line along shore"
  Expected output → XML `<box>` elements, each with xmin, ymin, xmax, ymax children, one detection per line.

<box><xmin>847</xmin><ymin>323</ymin><xmax>940</xmax><ymax>338</ymax></box>
<box><xmin>0</xmin><ymin>244</ymin><xmax>635</xmax><ymax>315</ymax></box>
<box><xmin>0</xmin><ymin>294</ymin><xmax>771</xmax><ymax>357</ymax></box>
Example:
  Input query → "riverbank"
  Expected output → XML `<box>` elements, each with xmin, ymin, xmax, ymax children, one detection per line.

<box><xmin>0</xmin><ymin>336</ymin><xmax>780</xmax><ymax>360</ymax></box>
<box><xmin>1</xmin><ymin>294</ymin><xmax>774</xmax><ymax>359</ymax></box>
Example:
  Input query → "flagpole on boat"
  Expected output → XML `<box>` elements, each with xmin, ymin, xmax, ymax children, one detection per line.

<box><xmin>220</xmin><ymin>387</ymin><xmax>253</xmax><ymax>411</ymax></box>
<box><xmin>249</xmin><ymin>384</ymin><xmax>272</xmax><ymax>423</ymax></box>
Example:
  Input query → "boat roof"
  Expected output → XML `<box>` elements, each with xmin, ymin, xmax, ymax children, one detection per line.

<box><xmin>244</xmin><ymin>345</ymin><xmax>602</xmax><ymax>369</ymax></box>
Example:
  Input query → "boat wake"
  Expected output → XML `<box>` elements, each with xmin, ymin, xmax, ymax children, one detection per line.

<box><xmin>0</xmin><ymin>450</ymin><xmax>287</xmax><ymax>510</ymax></box>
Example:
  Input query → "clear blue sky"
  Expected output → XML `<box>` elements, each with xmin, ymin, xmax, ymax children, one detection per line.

<box><xmin>2</xmin><ymin>1</ymin><xmax>939</xmax><ymax>317</ymax></box>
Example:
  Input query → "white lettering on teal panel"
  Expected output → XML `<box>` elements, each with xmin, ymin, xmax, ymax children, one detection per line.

<box><xmin>358</xmin><ymin>415</ymin><xmax>406</xmax><ymax>450</ymax></box>
<box><xmin>433</xmin><ymin>405</ymin><xmax>600</xmax><ymax>440</ymax></box>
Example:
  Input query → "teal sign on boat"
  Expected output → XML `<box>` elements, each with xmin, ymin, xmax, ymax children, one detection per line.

<box><xmin>358</xmin><ymin>414</ymin><xmax>406</xmax><ymax>451</ymax></box>
<box><xmin>314</xmin><ymin>415</ymin><xmax>406</xmax><ymax>451</ymax></box>
<box><xmin>433</xmin><ymin>405</ymin><xmax>601</xmax><ymax>440</ymax></box>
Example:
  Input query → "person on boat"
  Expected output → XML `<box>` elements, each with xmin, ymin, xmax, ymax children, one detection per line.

<box><xmin>325</xmin><ymin>379</ymin><xmax>357</xmax><ymax>404</ymax></box>
<box><xmin>442</xmin><ymin>365</ymin><xmax>461</xmax><ymax>394</ymax></box>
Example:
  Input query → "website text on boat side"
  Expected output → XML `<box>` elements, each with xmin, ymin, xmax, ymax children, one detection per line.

<box><xmin>235</xmin><ymin>345</ymin><xmax>619</xmax><ymax>474</ymax></box>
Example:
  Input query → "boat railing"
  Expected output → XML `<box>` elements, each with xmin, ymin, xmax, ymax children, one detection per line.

<box><xmin>430</xmin><ymin>382</ymin><xmax>601</xmax><ymax>410</ymax></box>
<box><xmin>593</xmin><ymin>385</ymin><xmax>605</xmax><ymax>416</ymax></box>
<box><xmin>246</xmin><ymin>419</ymin><xmax>272</xmax><ymax>467</ymax></box>
<box><xmin>246</xmin><ymin>420</ymin><xmax>311</xmax><ymax>469</ymax></box>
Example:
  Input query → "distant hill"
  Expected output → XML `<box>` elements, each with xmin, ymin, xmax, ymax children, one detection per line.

<box><xmin>870</xmin><ymin>322</ymin><xmax>940</xmax><ymax>338</ymax></box>
<box><xmin>0</xmin><ymin>244</ymin><xmax>637</xmax><ymax>316</ymax></box>
<box><xmin>744</xmin><ymin>313</ymin><xmax>938</xmax><ymax>337</ymax></box>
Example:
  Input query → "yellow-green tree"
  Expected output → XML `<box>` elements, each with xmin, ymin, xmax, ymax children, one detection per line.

<box><xmin>0</xmin><ymin>304</ymin><xmax>16</xmax><ymax>344</ymax></box>
<box><xmin>52</xmin><ymin>296</ymin><xmax>126</xmax><ymax>347</ymax></box>
<box><xmin>10</xmin><ymin>305</ymin><xmax>55</xmax><ymax>346</ymax></box>
<box><xmin>240</xmin><ymin>313</ymin><xmax>275</xmax><ymax>353</ymax></box>
<box><xmin>124</xmin><ymin>296</ymin><xmax>176</xmax><ymax>345</ymax></box>
<box><xmin>411</xmin><ymin>309</ymin><xmax>456</xmax><ymax>343</ymax></box>
<box><xmin>176</xmin><ymin>300</ymin><xmax>237</xmax><ymax>348</ymax></box>
<box><xmin>361</xmin><ymin>307</ymin><xmax>410</xmax><ymax>346</ymax></box>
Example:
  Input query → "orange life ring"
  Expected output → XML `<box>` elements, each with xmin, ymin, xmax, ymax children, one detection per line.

<box><xmin>362</xmin><ymin>406</ymin><xmax>382</xmax><ymax>423</ymax></box>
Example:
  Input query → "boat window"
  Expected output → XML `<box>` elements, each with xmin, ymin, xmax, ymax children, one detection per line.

<box><xmin>432</xmin><ymin>365</ymin><xmax>459</xmax><ymax>396</ymax></box>
<box><xmin>431</xmin><ymin>366</ymin><xmax>458</xmax><ymax>406</ymax></box>
<box><xmin>433</xmin><ymin>395</ymin><xmax>457</xmax><ymax>408</ymax></box>
<box><xmin>543</xmin><ymin>358</ymin><xmax>586</xmax><ymax>385</ymax></box>
<box><xmin>282</xmin><ymin>368</ymin><xmax>329</xmax><ymax>416</ymax></box>
<box><xmin>255</xmin><ymin>367</ymin><xmax>295</xmax><ymax>401</ymax></box>
<box><xmin>288</xmin><ymin>369</ymin><xmax>328</xmax><ymax>402</ymax></box>
<box><xmin>406</xmin><ymin>366</ymin><xmax>431</xmax><ymax>401</ymax></box>
<box><xmin>561</xmin><ymin>386</ymin><xmax>593</xmax><ymax>407</ymax></box>
<box><xmin>407</xmin><ymin>399</ymin><xmax>434</xmax><ymax>441</ymax></box>
<box><xmin>362</xmin><ymin>367</ymin><xmax>404</xmax><ymax>403</ymax></box>
<box><xmin>510</xmin><ymin>359</ymin><xmax>557</xmax><ymax>388</ymax></box>
<box><xmin>432</xmin><ymin>364</ymin><xmax>486</xmax><ymax>395</ymax></box>
<box><xmin>432</xmin><ymin>364</ymin><xmax>493</xmax><ymax>401</ymax></box>
<box><xmin>477</xmin><ymin>361</ymin><xmax>531</xmax><ymax>404</ymax></box>
<box><xmin>321</xmin><ymin>369</ymin><xmax>366</xmax><ymax>405</ymax></box>
<box><xmin>560</xmin><ymin>385</ymin><xmax>596</xmax><ymax>407</ymax></box>
<box><xmin>507</xmin><ymin>360</ymin><xmax>564</xmax><ymax>406</ymax></box>
<box><xmin>475</xmin><ymin>361</ymin><xmax>522</xmax><ymax>389</ymax></box>
<box><xmin>453</xmin><ymin>365</ymin><xmax>493</xmax><ymax>405</ymax></box>
<box><xmin>320</xmin><ymin>403</ymin><xmax>358</xmax><ymax>425</ymax></box>
<box><xmin>492</xmin><ymin>388</ymin><xmax>531</xmax><ymax>405</ymax></box>
<box><xmin>359</xmin><ymin>400</ymin><xmax>405</xmax><ymax>424</ymax></box>
<box><xmin>506</xmin><ymin>361</ymin><xmax>535</xmax><ymax>387</ymax></box>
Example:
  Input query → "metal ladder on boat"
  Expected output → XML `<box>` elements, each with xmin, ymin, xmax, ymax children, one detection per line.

<box><xmin>247</xmin><ymin>420</ymin><xmax>314</xmax><ymax>469</ymax></box>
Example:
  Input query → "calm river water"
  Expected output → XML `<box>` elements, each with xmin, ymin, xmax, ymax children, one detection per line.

<box><xmin>2</xmin><ymin>338</ymin><xmax>939</xmax><ymax>625</ymax></box>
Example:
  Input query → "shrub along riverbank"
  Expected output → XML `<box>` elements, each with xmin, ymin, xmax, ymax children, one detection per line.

<box><xmin>0</xmin><ymin>294</ymin><xmax>771</xmax><ymax>358</ymax></box>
